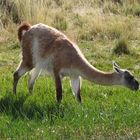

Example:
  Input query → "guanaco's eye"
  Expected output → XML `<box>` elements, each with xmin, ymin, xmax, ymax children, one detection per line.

<box><xmin>130</xmin><ymin>76</ymin><xmax>134</xmax><ymax>79</ymax></box>
<box><xmin>127</xmin><ymin>75</ymin><xmax>134</xmax><ymax>81</ymax></box>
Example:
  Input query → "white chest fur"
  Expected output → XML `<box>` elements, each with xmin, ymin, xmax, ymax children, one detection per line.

<box><xmin>60</xmin><ymin>68</ymin><xmax>80</xmax><ymax>78</ymax></box>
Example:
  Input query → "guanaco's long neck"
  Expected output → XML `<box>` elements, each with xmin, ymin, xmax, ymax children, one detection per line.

<box><xmin>79</xmin><ymin>58</ymin><xmax>121</xmax><ymax>86</ymax></box>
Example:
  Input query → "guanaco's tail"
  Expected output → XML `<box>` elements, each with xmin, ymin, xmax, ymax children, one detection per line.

<box><xmin>18</xmin><ymin>22</ymin><xmax>31</xmax><ymax>42</ymax></box>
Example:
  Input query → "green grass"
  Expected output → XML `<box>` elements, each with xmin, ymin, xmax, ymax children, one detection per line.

<box><xmin>0</xmin><ymin>39</ymin><xmax>140</xmax><ymax>139</ymax></box>
<box><xmin>0</xmin><ymin>0</ymin><xmax>140</xmax><ymax>139</ymax></box>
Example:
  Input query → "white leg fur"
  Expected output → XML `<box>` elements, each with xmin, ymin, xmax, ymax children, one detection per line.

<box><xmin>18</xmin><ymin>68</ymin><xmax>28</xmax><ymax>77</ymax></box>
<box><xmin>70</xmin><ymin>77</ymin><xmax>81</xmax><ymax>98</ymax></box>
<box><xmin>28</xmin><ymin>67</ymin><xmax>40</xmax><ymax>91</ymax></box>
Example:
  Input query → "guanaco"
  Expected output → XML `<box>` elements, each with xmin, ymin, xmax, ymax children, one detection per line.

<box><xmin>13</xmin><ymin>23</ymin><xmax>139</xmax><ymax>102</ymax></box>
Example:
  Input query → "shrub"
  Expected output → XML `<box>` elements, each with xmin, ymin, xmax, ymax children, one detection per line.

<box><xmin>0</xmin><ymin>0</ymin><xmax>20</xmax><ymax>24</ymax></box>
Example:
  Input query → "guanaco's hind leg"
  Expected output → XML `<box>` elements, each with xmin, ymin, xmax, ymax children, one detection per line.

<box><xmin>28</xmin><ymin>67</ymin><xmax>40</xmax><ymax>93</ymax></box>
<box><xmin>70</xmin><ymin>76</ymin><xmax>82</xmax><ymax>102</ymax></box>
<box><xmin>13</xmin><ymin>61</ymin><xmax>31</xmax><ymax>94</ymax></box>
<box><xmin>53</xmin><ymin>71</ymin><xmax>62</xmax><ymax>103</ymax></box>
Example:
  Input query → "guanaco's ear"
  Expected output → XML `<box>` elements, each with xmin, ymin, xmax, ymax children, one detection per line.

<box><xmin>112</xmin><ymin>61</ymin><xmax>120</xmax><ymax>68</ymax></box>
<box><xmin>112</xmin><ymin>61</ymin><xmax>122</xmax><ymax>74</ymax></box>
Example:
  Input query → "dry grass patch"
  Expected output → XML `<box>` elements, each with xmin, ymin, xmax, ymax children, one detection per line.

<box><xmin>0</xmin><ymin>0</ymin><xmax>140</xmax><ymax>42</ymax></box>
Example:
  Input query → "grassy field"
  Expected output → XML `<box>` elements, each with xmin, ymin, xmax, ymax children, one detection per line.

<box><xmin>0</xmin><ymin>0</ymin><xmax>140</xmax><ymax>139</ymax></box>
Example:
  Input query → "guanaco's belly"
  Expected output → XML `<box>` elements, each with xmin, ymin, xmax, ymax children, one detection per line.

<box><xmin>32</xmin><ymin>38</ymin><xmax>80</xmax><ymax>78</ymax></box>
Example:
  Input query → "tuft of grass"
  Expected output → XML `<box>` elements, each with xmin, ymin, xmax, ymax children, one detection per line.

<box><xmin>113</xmin><ymin>38</ymin><xmax>130</xmax><ymax>55</ymax></box>
<box><xmin>125</xmin><ymin>4</ymin><xmax>140</xmax><ymax>17</ymax></box>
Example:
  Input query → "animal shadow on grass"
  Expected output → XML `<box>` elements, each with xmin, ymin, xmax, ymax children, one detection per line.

<box><xmin>0</xmin><ymin>93</ymin><xmax>72</xmax><ymax>123</ymax></box>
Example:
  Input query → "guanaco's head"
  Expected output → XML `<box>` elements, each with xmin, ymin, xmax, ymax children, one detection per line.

<box><xmin>113</xmin><ymin>62</ymin><xmax>139</xmax><ymax>91</ymax></box>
